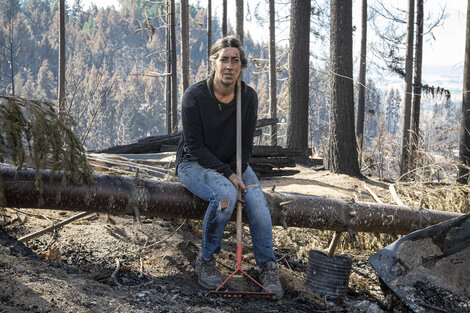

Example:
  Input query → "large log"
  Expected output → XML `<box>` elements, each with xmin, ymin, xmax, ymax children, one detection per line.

<box><xmin>0</xmin><ymin>166</ymin><xmax>460</xmax><ymax>235</ymax></box>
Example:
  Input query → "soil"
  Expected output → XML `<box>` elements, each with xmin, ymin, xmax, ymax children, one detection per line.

<box><xmin>0</xmin><ymin>165</ymin><xmax>415</xmax><ymax>313</ymax></box>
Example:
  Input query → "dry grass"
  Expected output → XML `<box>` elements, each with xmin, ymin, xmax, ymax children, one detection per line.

<box><xmin>396</xmin><ymin>182</ymin><xmax>469</xmax><ymax>214</ymax></box>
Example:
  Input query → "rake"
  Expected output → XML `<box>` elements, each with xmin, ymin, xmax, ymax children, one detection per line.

<box><xmin>207</xmin><ymin>77</ymin><xmax>273</xmax><ymax>299</ymax></box>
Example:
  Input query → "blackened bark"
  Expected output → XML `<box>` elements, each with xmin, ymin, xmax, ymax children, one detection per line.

<box><xmin>236</xmin><ymin>0</ymin><xmax>243</xmax><ymax>43</ymax></box>
<box><xmin>222</xmin><ymin>0</ymin><xmax>227</xmax><ymax>37</ymax></box>
<box><xmin>166</xmin><ymin>1</ymin><xmax>171</xmax><ymax>134</ymax></box>
<box><xmin>410</xmin><ymin>0</ymin><xmax>423</xmax><ymax>173</ymax></box>
<box><xmin>181</xmin><ymin>0</ymin><xmax>189</xmax><ymax>91</ymax></box>
<box><xmin>58</xmin><ymin>0</ymin><xmax>66</xmax><ymax>115</ymax></box>
<box><xmin>269</xmin><ymin>0</ymin><xmax>277</xmax><ymax>146</ymax></box>
<box><xmin>328</xmin><ymin>0</ymin><xmax>360</xmax><ymax>176</ymax></box>
<box><xmin>286</xmin><ymin>0</ymin><xmax>310</xmax><ymax>152</ymax></box>
<box><xmin>7</xmin><ymin>2</ymin><xmax>15</xmax><ymax>94</ymax></box>
<box><xmin>207</xmin><ymin>0</ymin><xmax>212</xmax><ymax>75</ymax></box>
<box><xmin>1</xmin><ymin>166</ymin><xmax>460</xmax><ymax>235</ymax></box>
<box><xmin>399</xmin><ymin>0</ymin><xmax>415</xmax><ymax>178</ymax></box>
<box><xmin>356</xmin><ymin>0</ymin><xmax>367</xmax><ymax>163</ymax></box>
<box><xmin>170</xmin><ymin>0</ymin><xmax>177</xmax><ymax>133</ymax></box>
<box><xmin>458</xmin><ymin>0</ymin><xmax>470</xmax><ymax>184</ymax></box>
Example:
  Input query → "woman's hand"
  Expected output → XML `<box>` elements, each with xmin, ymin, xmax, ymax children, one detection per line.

<box><xmin>228</xmin><ymin>173</ymin><xmax>246</xmax><ymax>203</ymax></box>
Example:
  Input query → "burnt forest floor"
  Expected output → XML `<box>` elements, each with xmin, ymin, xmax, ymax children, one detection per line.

<box><xmin>0</xmin><ymin>165</ymin><xmax>435</xmax><ymax>313</ymax></box>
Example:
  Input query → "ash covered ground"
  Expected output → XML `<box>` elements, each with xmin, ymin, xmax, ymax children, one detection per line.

<box><xmin>1</xmin><ymin>166</ymin><xmax>468</xmax><ymax>313</ymax></box>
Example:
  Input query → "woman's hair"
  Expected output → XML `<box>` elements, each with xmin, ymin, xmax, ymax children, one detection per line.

<box><xmin>209</xmin><ymin>36</ymin><xmax>248</xmax><ymax>77</ymax></box>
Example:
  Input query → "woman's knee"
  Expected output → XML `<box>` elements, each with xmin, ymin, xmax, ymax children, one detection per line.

<box><xmin>211</xmin><ymin>183</ymin><xmax>238</xmax><ymax>211</ymax></box>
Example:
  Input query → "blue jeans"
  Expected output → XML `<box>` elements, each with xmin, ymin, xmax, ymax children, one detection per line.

<box><xmin>177</xmin><ymin>160</ymin><xmax>276</xmax><ymax>268</ymax></box>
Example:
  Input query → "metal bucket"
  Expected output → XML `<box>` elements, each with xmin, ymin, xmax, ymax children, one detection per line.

<box><xmin>306</xmin><ymin>250</ymin><xmax>353</xmax><ymax>299</ymax></box>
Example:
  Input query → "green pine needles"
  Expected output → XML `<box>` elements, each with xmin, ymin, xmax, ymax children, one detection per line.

<box><xmin>0</xmin><ymin>95</ymin><xmax>94</xmax><ymax>205</ymax></box>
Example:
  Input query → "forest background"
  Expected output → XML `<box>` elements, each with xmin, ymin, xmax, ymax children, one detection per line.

<box><xmin>0</xmin><ymin>0</ymin><xmax>466</xmax><ymax>181</ymax></box>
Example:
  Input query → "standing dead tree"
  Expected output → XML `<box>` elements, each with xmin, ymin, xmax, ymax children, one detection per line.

<box><xmin>399</xmin><ymin>0</ymin><xmax>415</xmax><ymax>179</ymax></box>
<box><xmin>180</xmin><ymin>0</ymin><xmax>189</xmax><ymax>92</ymax></box>
<box><xmin>286</xmin><ymin>0</ymin><xmax>310</xmax><ymax>154</ymax></box>
<box><xmin>236</xmin><ymin>0</ymin><xmax>243</xmax><ymax>43</ymax></box>
<box><xmin>58</xmin><ymin>0</ymin><xmax>66</xmax><ymax>115</ymax></box>
<box><xmin>169</xmin><ymin>0</ymin><xmax>177</xmax><ymax>133</ymax></box>
<box><xmin>409</xmin><ymin>0</ymin><xmax>424</xmax><ymax>175</ymax></box>
<box><xmin>207</xmin><ymin>0</ymin><xmax>212</xmax><ymax>75</ymax></box>
<box><xmin>458</xmin><ymin>0</ymin><xmax>470</xmax><ymax>184</ymax></box>
<box><xmin>356</xmin><ymin>0</ymin><xmax>368</xmax><ymax>166</ymax></box>
<box><xmin>269</xmin><ymin>0</ymin><xmax>277</xmax><ymax>146</ymax></box>
<box><xmin>328</xmin><ymin>0</ymin><xmax>360</xmax><ymax>176</ymax></box>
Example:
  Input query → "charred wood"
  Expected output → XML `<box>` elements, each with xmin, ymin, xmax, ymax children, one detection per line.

<box><xmin>96</xmin><ymin>132</ymin><xmax>181</xmax><ymax>154</ymax></box>
<box><xmin>1</xmin><ymin>166</ymin><xmax>460</xmax><ymax>235</ymax></box>
<box><xmin>255</xmin><ymin>117</ymin><xmax>278</xmax><ymax>128</ymax></box>
<box><xmin>95</xmin><ymin>119</ymin><xmax>280</xmax><ymax>155</ymax></box>
<box><xmin>251</xmin><ymin>157</ymin><xmax>296</xmax><ymax>168</ymax></box>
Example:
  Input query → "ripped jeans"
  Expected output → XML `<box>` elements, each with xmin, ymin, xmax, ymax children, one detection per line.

<box><xmin>177</xmin><ymin>160</ymin><xmax>276</xmax><ymax>268</ymax></box>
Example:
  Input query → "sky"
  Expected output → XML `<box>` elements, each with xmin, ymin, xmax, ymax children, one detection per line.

<box><xmin>77</xmin><ymin>0</ymin><xmax>467</xmax><ymax>95</ymax></box>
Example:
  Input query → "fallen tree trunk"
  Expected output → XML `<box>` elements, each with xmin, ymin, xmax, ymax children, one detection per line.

<box><xmin>1</xmin><ymin>166</ymin><xmax>460</xmax><ymax>235</ymax></box>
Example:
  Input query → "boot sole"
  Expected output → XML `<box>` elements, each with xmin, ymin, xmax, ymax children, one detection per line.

<box><xmin>197</xmin><ymin>277</ymin><xmax>222</xmax><ymax>290</ymax></box>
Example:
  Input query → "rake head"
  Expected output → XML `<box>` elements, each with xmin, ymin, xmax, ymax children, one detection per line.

<box><xmin>206</xmin><ymin>244</ymin><xmax>274</xmax><ymax>299</ymax></box>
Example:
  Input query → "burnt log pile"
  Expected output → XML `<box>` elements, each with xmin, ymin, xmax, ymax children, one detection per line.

<box><xmin>94</xmin><ymin>118</ymin><xmax>312</xmax><ymax>176</ymax></box>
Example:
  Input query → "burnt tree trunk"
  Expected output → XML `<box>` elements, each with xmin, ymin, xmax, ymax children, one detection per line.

<box><xmin>1</xmin><ymin>167</ymin><xmax>460</xmax><ymax>235</ymax></box>
<box><xmin>236</xmin><ymin>0</ymin><xmax>243</xmax><ymax>43</ymax></box>
<box><xmin>170</xmin><ymin>0</ymin><xmax>177</xmax><ymax>133</ymax></box>
<box><xmin>222</xmin><ymin>0</ymin><xmax>227</xmax><ymax>37</ymax></box>
<box><xmin>410</xmin><ymin>0</ymin><xmax>424</xmax><ymax>174</ymax></box>
<box><xmin>207</xmin><ymin>0</ymin><xmax>212</xmax><ymax>75</ymax></box>
<box><xmin>7</xmin><ymin>1</ymin><xmax>16</xmax><ymax>94</ymax></box>
<box><xmin>166</xmin><ymin>0</ymin><xmax>171</xmax><ymax>134</ymax></box>
<box><xmin>286</xmin><ymin>0</ymin><xmax>310</xmax><ymax>153</ymax></box>
<box><xmin>269</xmin><ymin>0</ymin><xmax>277</xmax><ymax>146</ymax></box>
<box><xmin>458</xmin><ymin>0</ymin><xmax>470</xmax><ymax>184</ymax></box>
<box><xmin>180</xmin><ymin>0</ymin><xmax>189</xmax><ymax>91</ymax></box>
<box><xmin>399</xmin><ymin>0</ymin><xmax>415</xmax><ymax>178</ymax></box>
<box><xmin>356</xmin><ymin>0</ymin><xmax>367</xmax><ymax>164</ymax></box>
<box><xmin>328</xmin><ymin>0</ymin><xmax>360</xmax><ymax>176</ymax></box>
<box><xmin>58</xmin><ymin>0</ymin><xmax>66</xmax><ymax>114</ymax></box>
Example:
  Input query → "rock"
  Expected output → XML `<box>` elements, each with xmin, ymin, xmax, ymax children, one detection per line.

<box><xmin>350</xmin><ymin>300</ymin><xmax>385</xmax><ymax>313</ymax></box>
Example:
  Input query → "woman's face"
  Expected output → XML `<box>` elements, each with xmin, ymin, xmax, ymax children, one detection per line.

<box><xmin>213</xmin><ymin>47</ymin><xmax>242</xmax><ymax>87</ymax></box>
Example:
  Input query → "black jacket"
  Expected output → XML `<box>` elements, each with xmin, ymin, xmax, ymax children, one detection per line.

<box><xmin>176</xmin><ymin>79</ymin><xmax>258</xmax><ymax>178</ymax></box>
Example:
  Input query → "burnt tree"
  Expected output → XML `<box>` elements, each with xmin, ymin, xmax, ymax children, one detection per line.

<box><xmin>458</xmin><ymin>0</ymin><xmax>470</xmax><ymax>184</ymax></box>
<box><xmin>207</xmin><ymin>0</ymin><xmax>212</xmax><ymax>75</ymax></box>
<box><xmin>222</xmin><ymin>0</ymin><xmax>227</xmax><ymax>37</ymax></box>
<box><xmin>1</xmin><ymin>166</ymin><xmax>461</xmax><ymax>235</ymax></box>
<box><xmin>236</xmin><ymin>0</ymin><xmax>243</xmax><ymax>43</ymax></box>
<box><xmin>169</xmin><ymin>0</ymin><xmax>177</xmax><ymax>133</ymax></box>
<box><xmin>286</xmin><ymin>0</ymin><xmax>310</xmax><ymax>152</ymax></box>
<box><xmin>166</xmin><ymin>0</ymin><xmax>171</xmax><ymax>134</ymax></box>
<box><xmin>399</xmin><ymin>0</ymin><xmax>415</xmax><ymax>178</ymax></box>
<box><xmin>269</xmin><ymin>0</ymin><xmax>277</xmax><ymax>146</ymax></box>
<box><xmin>180</xmin><ymin>0</ymin><xmax>189</xmax><ymax>91</ymax></box>
<box><xmin>356</xmin><ymin>0</ymin><xmax>367</xmax><ymax>164</ymax></box>
<box><xmin>328</xmin><ymin>0</ymin><xmax>360</xmax><ymax>176</ymax></box>
<box><xmin>410</xmin><ymin>0</ymin><xmax>424</xmax><ymax>173</ymax></box>
<box><xmin>58</xmin><ymin>0</ymin><xmax>66</xmax><ymax>114</ymax></box>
